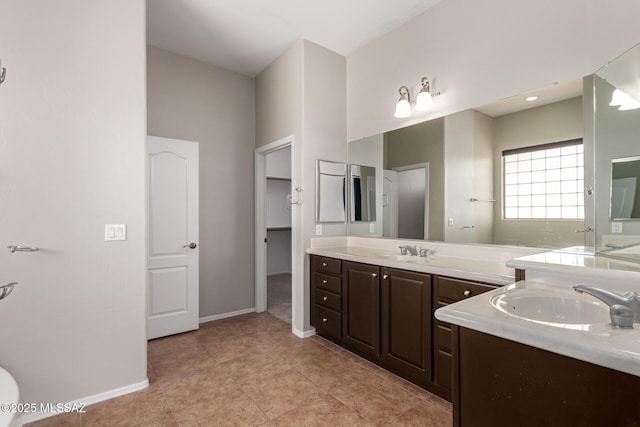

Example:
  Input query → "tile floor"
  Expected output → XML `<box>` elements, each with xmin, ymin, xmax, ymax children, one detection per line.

<box><xmin>267</xmin><ymin>273</ymin><xmax>292</xmax><ymax>324</ymax></box>
<box><xmin>27</xmin><ymin>312</ymin><xmax>452</xmax><ymax>427</ymax></box>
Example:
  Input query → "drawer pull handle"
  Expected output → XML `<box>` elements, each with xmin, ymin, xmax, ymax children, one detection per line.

<box><xmin>383</xmin><ymin>274</ymin><xmax>389</xmax><ymax>280</ymax></box>
<box><xmin>322</xmin><ymin>280</ymin><xmax>328</xmax><ymax>284</ymax></box>
<box><xmin>463</xmin><ymin>290</ymin><xmax>471</xmax><ymax>297</ymax></box>
<box><xmin>372</xmin><ymin>273</ymin><xmax>378</xmax><ymax>278</ymax></box>
<box><xmin>322</xmin><ymin>317</ymin><xmax>328</xmax><ymax>323</ymax></box>
<box><xmin>322</xmin><ymin>262</ymin><xmax>328</xmax><ymax>267</ymax></box>
<box><xmin>323</xmin><ymin>296</ymin><xmax>328</xmax><ymax>301</ymax></box>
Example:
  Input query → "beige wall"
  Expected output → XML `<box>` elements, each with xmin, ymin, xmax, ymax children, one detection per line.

<box><xmin>147</xmin><ymin>46</ymin><xmax>256</xmax><ymax>318</ymax></box>
<box><xmin>255</xmin><ymin>41</ymin><xmax>304</xmax><ymax>148</ymax></box>
<box><xmin>256</xmin><ymin>40</ymin><xmax>346</xmax><ymax>334</ymax></box>
<box><xmin>0</xmin><ymin>0</ymin><xmax>147</xmax><ymax>411</ymax></box>
<box><xmin>444</xmin><ymin>110</ymin><xmax>494</xmax><ymax>244</ymax></box>
<box><xmin>492</xmin><ymin>97</ymin><xmax>584</xmax><ymax>247</ymax></box>
<box><xmin>347</xmin><ymin>0</ymin><xmax>640</xmax><ymax>142</ymax></box>
<box><xmin>385</xmin><ymin>118</ymin><xmax>445</xmax><ymax>241</ymax></box>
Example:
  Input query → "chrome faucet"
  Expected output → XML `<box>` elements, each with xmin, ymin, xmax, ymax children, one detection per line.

<box><xmin>399</xmin><ymin>245</ymin><xmax>418</xmax><ymax>256</ymax></box>
<box><xmin>574</xmin><ymin>285</ymin><xmax>640</xmax><ymax>325</ymax></box>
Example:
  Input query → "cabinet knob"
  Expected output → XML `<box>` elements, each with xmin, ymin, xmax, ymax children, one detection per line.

<box><xmin>322</xmin><ymin>280</ymin><xmax>328</xmax><ymax>284</ymax></box>
<box><xmin>323</xmin><ymin>296</ymin><xmax>328</xmax><ymax>301</ymax></box>
<box><xmin>322</xmin><ymin>317</ymin><xmax>328</xmax><ymax>323</ymax></box>
<box><xmin>463</xmin><ymin>290</ymin><xmax>471</xmax><ymax>297</ymax></box>
<box><xmin>383</xmin><ymin>274</ymin><xmax>389</xmax><ymax>280</ymax></box>
<box><xmin>372</xmin><ymin>273</ymin><xmax>378</xmax><ymax>278</ymax></box>
<box><xmin>322</xmin><ymin>262</ymin><xmax>328</xmax><ymax>267</ymax></box>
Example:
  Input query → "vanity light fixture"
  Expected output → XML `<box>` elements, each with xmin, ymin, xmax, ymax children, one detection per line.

<box><xmin>394</xmin><ymin>77</ymin><xmax>440</xmax><ymax>118</ymax></box>
<box><xmin>415</xmin><ymin>77</ymin><xmax>434</xmax><ymax>111</ymax></box>
<box><xmin>0</xmin><ymin>59</ymin><xmax>6</xmax><ymax>86</ymax></box>
<box><xmin>609</xmin><ymin>88</ymin><xmax>640</xmax><ymax>110</ymax></box>
<box><xmin>394</xmin><ymin>86</ymin><xmax>412</xmax><ymax>118</ymax></box>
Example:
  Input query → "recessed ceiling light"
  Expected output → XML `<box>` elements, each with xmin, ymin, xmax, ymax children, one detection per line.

<box><xmin>525</xmin><ymin>96</ymin><xmax>538</xmax><ymax>102</ymax></box>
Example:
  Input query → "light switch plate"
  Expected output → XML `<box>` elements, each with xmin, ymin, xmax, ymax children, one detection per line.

<box><xmin>448</xmin><ymin>218</ymin><xmax>455</xmax><ymax>227</ymax></box>
<box><xmin>612</xmin><ymin>222</ymin><xmax>623</xmax><ymax>233</ymax></box>
<box><xmin>105</xmin><ymin>224</ymin><xmax>127</xmax><ymax>241</ymax></box>
<box><xmin>316</xmin><ymin>224</ymin><xmax>322</xmax><ymax>236</ymax></box>
<box><xmin>369</xmin><ymin>223</ymin><xmax>375</xmax><ymax>233</ymax></box>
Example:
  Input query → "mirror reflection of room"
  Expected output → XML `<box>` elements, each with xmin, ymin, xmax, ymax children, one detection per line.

<box><xmin>348</xmin><ymin>79</ymin><xmax>586</xmax><ymax>249</ymax></box>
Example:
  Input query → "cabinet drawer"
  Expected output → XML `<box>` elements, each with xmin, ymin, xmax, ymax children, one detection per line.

<box><xmin>436</xmin><ymin>276</ymin><xmax>497</xmax><ymax>302</ymax></box>
<box><xmin>312</xmin><ymin>256</ymin><xmax>341</xmax><ymax>275</ymax></box>
<box><xmin>314</xmin><ymin>288</ymin><xmax>341</xmax><ymax>312</ymax></box>
<box><xmin>436</xmin><ymin>323</ymin><xmax>452</xmax><ymax>352</ymax></box>
<box><xmin>436</xmin><ymin>349</ymin><xmax>452</xmax><ymax>390</ymax></box>
<box><xmin>313</xmin><ymin>272</ymin><xmax>341</xmax><ymax>294</ymax></box>
<box><xmin>313</xmin><ymin>305</ymin><xmax>341</xmax><ymax>341</ymax></box>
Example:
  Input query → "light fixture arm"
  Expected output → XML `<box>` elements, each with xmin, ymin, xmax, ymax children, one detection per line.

<box><xmin>420</xmin><ymin>77</ymin><xmax>430</xmax><ymax>93</ymax></box>
<box><xmin>398</xmin><ymin>85</ymin><xmax>410</xmax><ymax>102</ymax></box>
<box><xmin>0</xmin><ymin>59</ymin><xmax>6</xmax><ymax>86</ymax></box>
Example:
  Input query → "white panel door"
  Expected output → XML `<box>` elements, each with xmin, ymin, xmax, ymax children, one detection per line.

<box><xmin>147</xmin><ymin>135</ymin><xmax>199</xmax><ymax>339</ymax></box>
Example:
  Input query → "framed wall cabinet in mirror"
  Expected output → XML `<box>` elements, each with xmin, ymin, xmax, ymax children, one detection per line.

<box><xmin>315</xmin><ymin>160</ymin><xmax>346</xmax><ymax>223</ymax></box>
<box><xmin>349</xmin><ymin>164</ymin><xmax>376</xmax><ymax>222</ymax></box>
<box><xmin>610</xmin><ymin>156</ymin><xmax>640</xmax><ymax>220</ymax></box>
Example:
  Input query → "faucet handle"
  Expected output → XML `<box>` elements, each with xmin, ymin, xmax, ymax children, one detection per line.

<box><xmin>624</xmin><ymin>291</ymin><xmax>639</xmax><ymax>300</ymax></box>
<box><xmin>399</xmin><ymin>246</ymin><xmax>408</xmax><ymax>255</ymax></box>
<box><xmin>419</xmin><ymin>248</ymin><xmax>429</xmax><ymax>257</ymax></box>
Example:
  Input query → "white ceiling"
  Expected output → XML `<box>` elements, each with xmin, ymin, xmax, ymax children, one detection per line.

<box><xmin>475</xmin><ymin>78</ymin><xmax>584</xmax><ymax>118</ymax></box>
<box><xmin>146</xmin><ymin>0</ymin><xmax>442</xmax><ymax>77</ymax></box>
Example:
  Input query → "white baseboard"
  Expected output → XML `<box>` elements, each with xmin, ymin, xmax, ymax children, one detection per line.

<box><xmin>199</xmin><ymin>307</ymin><xmax>255</xmax><ymax>324</ymax></box>
<box><xmin>293</xmin><ymin>326</ymin><xmax>316</xmax><ymax>338</ymax></box>
<box><xmin>18</xmin><ymin>379</ymin><xmax>149</xmax><ymax>426</ymax></box>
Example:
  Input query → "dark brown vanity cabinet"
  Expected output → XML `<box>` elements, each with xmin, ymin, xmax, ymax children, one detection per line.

<box><xmin>310</xmin><ymin>254</ymin><xmax>500</xmax><ymax>401</ymax></box>
<box><xmin>432</xmin><ymin>276</ymin><xmax>497</xmax><ymax>400</ymax></box>
<box><xmin>453</xmin><ymin>326</ymin><xmax>640</xmax><ymax>427</ymax></box>
<box><xmin>310</xmin><ymin>255</ymin><xmax>342</xmax><ymax>343</ymax></box>
<box><xmin>380</xmin><ymin>268</ymin><xmax>431</xmax><ymax>388</ymax></box>
<box><xmin>342</xmin><ymin>261</ymin><xmax>381</xmax><ymax>359</ymax></box>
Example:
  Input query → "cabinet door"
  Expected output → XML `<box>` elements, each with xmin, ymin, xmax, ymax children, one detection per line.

<box><xmin>381</xmin><ymin>267</ymin><xmax>431</xmax><ymax>387</ymax></box>
<box><xmin>342</xmin><ymin>261</ymin><xmax>380</xmax><ymax>359</ymax></box>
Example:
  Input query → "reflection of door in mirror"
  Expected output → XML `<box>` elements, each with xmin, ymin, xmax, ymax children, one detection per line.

<box><xmin>394</xmin><ymin>163</ymin><xmax>429</xmax><ymax>240</ymax></box>
<box><xmin>382</xmin><ymin>170</ymin><xmax>398</xmax><ymax>237</ymax></box>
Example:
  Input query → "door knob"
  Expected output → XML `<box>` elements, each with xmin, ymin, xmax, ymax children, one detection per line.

<box><xmin>183</xmin><ymin>242</ymin><xmax>197</xmax><ymax>249</ymax></box>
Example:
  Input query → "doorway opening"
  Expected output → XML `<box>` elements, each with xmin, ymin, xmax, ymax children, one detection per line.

<box><xmin>384</xmin><ymin>163</ymin><xmax>430</xmax><ymax>239</ymax></box>
<box><xmin>255</xmin><ymin>136</ymin><xmax>296</xmax><ymax>327</ymax></box>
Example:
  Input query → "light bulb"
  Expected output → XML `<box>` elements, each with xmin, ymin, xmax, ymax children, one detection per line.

<box><xmin>415</xmin><ymin>91</ymin><xmax>433</xmax><ymax>111</ymax></box>
<box><xmin>394</xmin><ymin>99</ymin><xmax>411</xmax><ymax>118</ymax></box>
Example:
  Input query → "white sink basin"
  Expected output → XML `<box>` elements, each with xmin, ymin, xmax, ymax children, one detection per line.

<box><xmin>373</xmin><ymin>252</ymin><xmax>418</xmax><ymax>262</ymax></box>
<box><xmin>491</xmin><ymin>293</ymin><xmax>610</xmax><ymax>327</ymax></box>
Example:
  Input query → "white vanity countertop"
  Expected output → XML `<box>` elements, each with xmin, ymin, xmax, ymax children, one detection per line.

<box><xmin>507</xmin><ymin>250</ymin><xmax>640</xmax><ymax>283</ymax></box>
<box><xmin>435</xmin><ymin>280</ymin><xmax>640</xmax><ymax>377</ymax></box>
<box><xmin>307</xmin><ymin>236</ymin><xmax>543</xmax><ymax>285</ymax></box>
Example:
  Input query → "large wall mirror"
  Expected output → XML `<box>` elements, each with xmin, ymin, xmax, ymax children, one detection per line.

<box><xmin>593</xmin><ymin>42</ymin><xmax>640</xmax><ymax>261</ymax></box>
<box><xmin>348</xmin><ymin>77</ymin><xmax>590</xmax><ymax>249</ymax></box>
<box><xmin>348</xmin><ymin>42</ymin><xmax>640</xmax><ymax>256</ymax></box>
